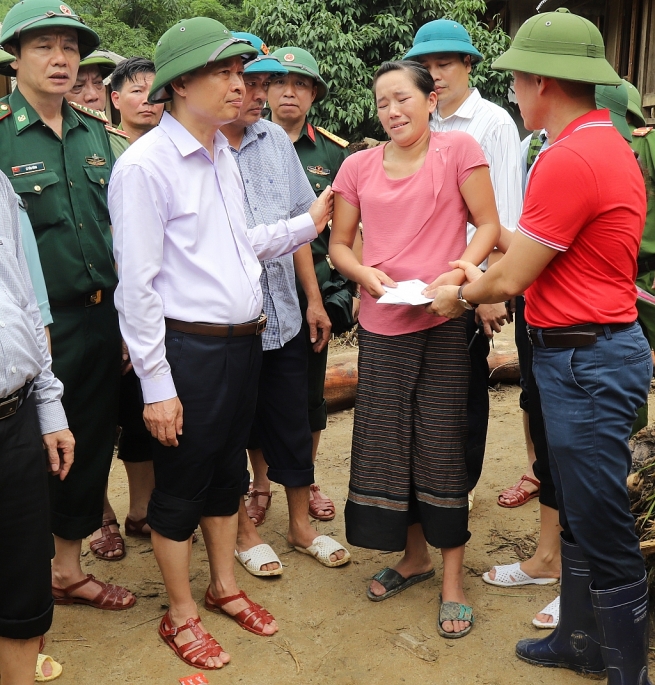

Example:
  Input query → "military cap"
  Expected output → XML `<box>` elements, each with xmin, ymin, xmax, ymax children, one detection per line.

<box><xmin>0</xmin><ymin>0</ymin><xmax>99</xmax><ymax>59</ymax></box>
<box><xmin>492</xmin><ymin>8</ymin><xmax>620</xmax><ymax>85</ymax></box>
<box><xmin>271</xmin><ymin>46</ymin><xmax>328</xmax><ymax>102</ymax></box>
<box><xmin>595</xmin><ymin>83</ymin><xmax>632</xmax><ymax>142</ymax></box>
<box><xmin>79</xmin><ymin>49</ymin><xmax>118</xmax><ymax>79</ymax></box>
<box><xmin>404</xmin><ymin>19</ymin><xmax>483</xmax><ymax>64</ymax></box>
<box><xmin>0</xmin><ymin>46</ymin><xmax>16</xmax><ymax>76</ymax></box>
<box><xmin>232</xmin><ymin>32</ymin><xmax>287</xmax><ymax>75</ymax></box>
<box><xmin>149</xmin><ymin>17</ymin><xmax>258</xmax><ymax>104</ymax></box>
<box><xmin>623</xmin><ymin>79</ymin><xmax>646</xmax><ymax>127</ymax></box>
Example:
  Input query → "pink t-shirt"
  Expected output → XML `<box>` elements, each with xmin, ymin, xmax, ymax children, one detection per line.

<box><xmin>332</xmin><ymin>131</ymin><xmax>488</xmax><ymax>336</ymax></box>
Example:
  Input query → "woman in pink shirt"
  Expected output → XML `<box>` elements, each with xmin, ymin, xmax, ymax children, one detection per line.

<box><xmin>330</xmin><ymin>61</ymin><xmax>499</xmax><ymax>638</ymax></box>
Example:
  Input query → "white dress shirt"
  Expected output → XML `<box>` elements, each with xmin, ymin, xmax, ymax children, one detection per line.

<box><xmin>431</xmin><ymin>88</ymin><xmax>523</xmax><ymax>250</ymax></box>
<box><xmin>109</xmin><ymin>112</ymin><xmax>316</xmax><ymax>404</ymax></box>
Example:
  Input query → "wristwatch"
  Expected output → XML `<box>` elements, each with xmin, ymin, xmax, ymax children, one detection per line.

<box><xmin>457</xmin><ymin>285</ymin><xmax>478</xmax><ymax>310</ymax></box>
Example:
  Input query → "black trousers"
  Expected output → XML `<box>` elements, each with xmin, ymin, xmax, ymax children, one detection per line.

<box><xmin>465</xmin><ymin>309</ymin><xmax>490</xmax><ymax>490</ymax></box>
<box><xmin>0</xmin><ymin>394</ymin><xmax>54</xmax><ymax>639</ymax></box>
<box><xmin>514</xmin><ymin>296</ymin><xmax>558</xmax><ymax>510</ymax></box>
<box><xmin>117</xmin><ymin>369</ymin><xmax>152</xmax><ymax>463</ymax></box>
<box><xmin>247</xmin><ymin>331</ymin><xmax>314</xmax><ymax>488</ymax></box>
<box><xmin>147</xmin><ymin>330</ymin><xmax>262</xmax><ymax>542</ymax></box>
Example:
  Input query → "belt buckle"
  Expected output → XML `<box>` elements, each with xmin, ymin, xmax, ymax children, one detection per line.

<box><xmin>0</xmin><ymin>395</ymin><xmax>19</xmax><ymax>420</ymax></box>
<box><xmin>85</xmin><ymin>289</ymin><xmax>102</xmax><ymax>307</ymax></box>
<box><xmin>256</xmin><ymin>314</ymin><xmax>267</xmax><ymax>335</ymax></box>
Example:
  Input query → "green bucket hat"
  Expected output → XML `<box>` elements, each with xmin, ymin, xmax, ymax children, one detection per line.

<box><xmin>622</xmin><ymin>79</ymin><xmax>646</xmax><ymax>127</ymax></box>
<box><xmin>403</xmin><ymin>19</ymin><xmax>483</xmax><ymax>64</ymax></box>
<box><xmin>231</xmin><ymin>32</ymin><xmax>287</xmax><ymax>75</ymax></box>
<box><xmin>79</xmin><ymin>49</ymin><xmax>117</xmax><ymax>79</ymax></box>
<box><xmin>595</xmin><ymin>83</ymin><xmax>632</xmax><ymax>142</ymax></box>
<box><xmin>0</xmin><ymin>46</ymin><xmax>16</xmax><ymax>76</ymax></box>
<box><xmin>271</xmin><ymin>46</ymin><xmax>328</xmax><ymax>102</ymax></box>
<box><xmin>492</xmin><ymin>8</ymin><xmax>620</xmax><ymax>85</ymax></box>
<box><xmin>0</xmin><ymin>0</ymin><xmax>99</xmax><ymax>59</ymax></box>
<box><xmin>149</xmin><ymin>17</ymin><xmax>258</xmax><ymax>104</ymax></box>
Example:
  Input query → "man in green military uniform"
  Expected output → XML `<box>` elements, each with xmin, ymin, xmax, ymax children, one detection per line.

<box><xmin>265</xmin><ymin>45</ymin><xmax>352</xmax><ymax>520</ymax></box>
<box><xmin>0</xmin><ymin>0</ymin><xmax>135</xmax><ymax>609</ymax></box>
<box><xmin>65</xmin><ymin>49</ymin><xmax>115</xmax><ymax>112</ymax></box>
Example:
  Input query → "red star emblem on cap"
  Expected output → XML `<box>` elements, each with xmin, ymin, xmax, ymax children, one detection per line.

<box><xmin>284</xmin><ymin>53</ymin><xmax>295</xmax><ymax>62</ymax></box>
<box><xmin>60</xmin><ymin>4</ymin><xmax>72</xmax><ymax>14</ymax></box>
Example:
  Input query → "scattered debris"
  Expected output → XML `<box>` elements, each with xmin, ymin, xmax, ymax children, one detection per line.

<box><xmin>269</xmin><ymin>637</ymin><xmax>301</xmax><ymax>673</ymax></box>
<box><xmin>487</xmin><ymin>526</ymin><xmax>538</xmax><ymax>561</ymax></box>
<box><xmin>389</xmin><ymin>632</ymin><xmax>438</xmax><ymax>662</ymax></box>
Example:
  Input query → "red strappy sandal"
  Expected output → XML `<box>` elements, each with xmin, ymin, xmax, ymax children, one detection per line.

<box><xmin>159</xmin><ymin>612</ymin><xmax>227</xmax><ymax>670</ymax></box>
<box><xmin>245</xmin><ymin>490</ymin><xmax>272</xmax><ymax>527</ymax></box>
<box><xmin>308</xmin><ymin>483</ymin><xmax>336</xmax><ymax>521</ymax></box>
<box><xmin>89</xmin><ymin>518</ymin><xmax>125</xmax><ymax>561</ymax></box>
<box><xmin>52</xmin><ymin>574</ymin><xmax>136</xmax><ymax>610</ymax></box>
<box><xmin>497</xmin><ymin>474</ymin><xmax>540</xmax><ymax>508</ymax></box>
<box><xmin>204</xmin><ymin>588</ymin><xmax>275</xmax><ymax>636</ymax></box>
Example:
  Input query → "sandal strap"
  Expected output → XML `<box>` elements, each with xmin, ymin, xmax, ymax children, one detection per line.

<box><xmin>212</xmin><ymin>590</ymin><xmax>247</xmax><ymax>607</ymax></box>
<box><xmin>372</xmin><ymin>567</ymin><xmax>404</xmax><ymax>592</ymax></box>
<box><xmin>161</xmin><ymin>614</ymin><xmax>224</xmax><ymax>664</ymax></box>
<box><xmin>516</xmin><ymin>475</ymin><xmax>540</xmax><ymax>488</ymax></box>
<box><xmin>440</xmin><ymin>601</ymin><xmax>474</xmax><ymax>624</ymax></box>
<box><xmin>233</xmin><ymin>601</ymin><xmax>274</xmax><ymax>629</ymax></box>
<box><xmin>92</xmin><ymin>581</ymin><xmax>131</xmax><ymax>607</ymax></box>
<box><xmin>54</xmin><ymin>573</ymin><xmax>96</xmax><ymax>596</ymax></box>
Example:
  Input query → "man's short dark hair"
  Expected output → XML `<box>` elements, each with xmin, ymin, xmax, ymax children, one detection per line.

<box><xmin>111</xmin><ymin>57</ymin><xmax>156</xmax><ymax>93</ymax></box>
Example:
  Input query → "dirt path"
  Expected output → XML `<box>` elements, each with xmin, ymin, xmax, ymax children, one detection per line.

<box><xmin>46</xmin><ymin>326</ymin><xmax>639</xmax><ymax>684</ymax></box>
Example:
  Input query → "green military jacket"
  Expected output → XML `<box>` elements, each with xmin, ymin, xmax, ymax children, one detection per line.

<box><xmin>632</xmin><ymin>126</ymin><xmax>655</xmax><ymax>261</ymax></box>
<box><xmin>293</xmin><ymin>120</ymin><xmax>349</xmax><ymax>286</ymax></box>
<box><xmin>0</xmin><ymin>88</ymin><xmax>117</xmax><ymax>302</ymax></box>
<box><xmin>107</xmin><ymin>122</ymin><xmax>130</xmax><ymax>159</ymax></box>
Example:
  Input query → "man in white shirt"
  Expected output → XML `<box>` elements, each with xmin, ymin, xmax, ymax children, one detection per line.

<box><xmin>404</xmin><ymin>20</ymin><xmax>523</xmax><ymax>501</ymax></box>
<box><xmin>109</xmin><ymin>19</ymin><xmax>333</xmax><ymax>671</ymax></box>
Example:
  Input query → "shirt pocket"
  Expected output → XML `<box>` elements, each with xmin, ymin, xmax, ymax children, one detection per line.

<box><xmin>83</xmin><ymin>165</ymin><xmax>110</xmax><ymax>223</ymax></box>
<box><xmin>10</xmin><ymin>171</ymin><xmax>63</xmax><ymax>231</ymax></box>
<box><xmin>306</xmin><ymin>171</ymin><xmax>332</xmax><ymax>195</ymax></box>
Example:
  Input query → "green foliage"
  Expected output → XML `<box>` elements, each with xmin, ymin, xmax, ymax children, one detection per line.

<box><xmin>246</xmin><ymin>0</ymin><xmax>513</xmax><ymax>138</ymax></box>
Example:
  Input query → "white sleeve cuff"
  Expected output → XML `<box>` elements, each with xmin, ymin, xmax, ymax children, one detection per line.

<box><xmin>289</xmin><ymin>213</ymin><xmax>318</xmax><ymax>247</ymax></box>
<box><xmin>141</xmin><ymin>373</ymin><xmax>178</xmax><ymax>404</ymax></box>
<box><xmin>37</xmin><ymin>401</ymin><xmax>69</xmax><ymax>436</ymax></box>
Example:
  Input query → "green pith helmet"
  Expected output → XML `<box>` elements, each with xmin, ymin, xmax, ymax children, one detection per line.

<box><xmin>231</xmin><ymin>32</ymin><xmax>287</xmax><ymax>75</ymax></box>
<box><xmin>271</xmin><ymin>46</ymin><xmax>328</xmax><ymax>102</ymax></box>
<box><xmin>0</xmin><ymin>0</ymin><xmax>99</xmax><ymax>59</ymax></box>
<box><xmin>492</xmin><ymin>8</ymin><xmax>620</xmax><ymax>85</ymax></box>
<box><xmin>148</xmin><ymin>17</ymin><xmax>258</xmax><ymax>104</ymax></box>
<box><xmin>79</xmin><ymin>49</ymin><xmax>117</xmax><ymax>79</ymax></box>
<box><xmin>0</xmin><ymin>46</ymin><xmax>16</xmax><ymax>76</ymax></box>
<box><xmin>595</xmin><ymin>83</ymin><xmax>632</xmax><ymax>142</ymax></box>
<box><xmin>622</xmin><ymin>78</ymin><xmax>646</xmax><ymax>127</ymax></box>
<box><xmin>403</xmin><ymin>19</ymin><xmax>483</xmax><ymax>64</ymax></box>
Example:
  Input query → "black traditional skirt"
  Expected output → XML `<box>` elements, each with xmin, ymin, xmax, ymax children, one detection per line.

<box><xmin>345</xmin><ymin>318</ymin><xmax>470</xmax><ymax>551</ymax></box>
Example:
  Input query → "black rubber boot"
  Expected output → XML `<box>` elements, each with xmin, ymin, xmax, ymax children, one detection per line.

<box><xmin>591</xmin><ymin>574</ymin><xmax>652</xmax><ymax>685</ymax></box>
<box><xmin>515</xmin><ymin>536</ymin><xmax>606</xmax><ymax>677</ymax></box>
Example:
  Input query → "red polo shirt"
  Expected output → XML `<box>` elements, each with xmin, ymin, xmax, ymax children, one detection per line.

<box><xmin>519</xmin><ymin>109</ymin><xmax>646</xmax><ymax>328</ymax></box>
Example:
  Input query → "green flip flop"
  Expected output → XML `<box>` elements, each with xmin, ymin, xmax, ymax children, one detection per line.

<box><xmin>366</xmin><ymin>567</ymin><xmax>435</xmax><ymax>602</ymax></box>
<box><xmin>437</xmin><ymin>595</ymin><xmax>474</xmax><ymax>639</ymax></box>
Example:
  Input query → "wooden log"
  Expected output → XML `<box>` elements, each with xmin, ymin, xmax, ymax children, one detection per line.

<box><xmin>325</xmin><ymin>359</ymin><xmax>357</xmax><ymax>413</ymax></box>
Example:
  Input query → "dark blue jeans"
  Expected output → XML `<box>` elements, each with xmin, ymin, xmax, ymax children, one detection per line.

<box><xmin>532</xmin><ymin>323</ymin><xmax>651</xmax><ymax>590</ymax></box>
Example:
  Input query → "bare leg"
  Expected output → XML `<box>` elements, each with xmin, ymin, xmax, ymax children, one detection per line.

<box><xmin>203</xmin><ymin>514</ymin><xmax>278</xmax><ymax>636</ymax></box>
<box><xmin>152</xmin><ymin>530</ymin><xmax>228</xmax><ymax>668</ymax></box>
<box><xmin>440</xmin><ymin>545</ymin><xmax>470</xmax><ymax>634</ymax></box>
<box><xmin>498</xmin><ymin>411</ymin><xmax>539</xmax><ymax>506</ymax></box>
<box><xmin>124</xmin><ymin>461</ymin><xmax>155</xmax><ymax>528</ymax></box>
<box><xmin>487</xmin><ymin>504</ymin><xmax>561</xmax><ymax>587</ymax></box>
<box><xmin>0</xmin><ymin>636</ymin><xmax>40</xmax><ymax>685</ymax></box>
<box><xmin>236</xmin><ymin>499</ymin><xmax>280</xmax><ymax>572</ymax></box>
<box><xmin>88</xmin><ymin>487</ymin><xmax>123</xmax><ymax>559</ymax></box>
<box><xmin>311</xmin><ymin>430</ymin><xmax>321</xmax><ymax>463</ymax></box>
<box><xmin>368</xmin><ymin>523</ymin><xmax>433</xmax><ymax>597</ymax></box>
<box><xmin>285</xmin><ymin>486</ymin><xmax>345</xmax><ymax>562</ymax></box>
<box><xmin>245</xmin><ymin>448</ymin><xmax>272</xmax><ymax>523</ymax></box>
<box><xmin>51</xmin><ymin>536</ymin><xmax>134</xmax><ymax>605</ymax></box>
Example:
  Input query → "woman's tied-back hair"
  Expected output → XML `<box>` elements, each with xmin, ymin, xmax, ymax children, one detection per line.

<box><xmin>372</xmin><ymin>60</ymin><xmax>435</xmax><ymax>98</ymax></box>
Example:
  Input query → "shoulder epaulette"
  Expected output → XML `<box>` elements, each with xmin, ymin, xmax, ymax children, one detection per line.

<box><xmin>315</xmin><ymin>125</ymin><xmax>349</xmax><ymax>148</ymax></box>
<box><xmin>105</xmin><ymin>124</ymin><xmax>129</xmax><ymax>139</ymax></box>
<box><xmin>0</xmin><ymin>102</ymin><xmax>11</xmax><ymax>122</ymax></box>
<box><xmin>633</xmin><ymin>126</ymin><xmax>654</xmax><ymax>138</ymax></box>
<box><xmin>69</xmin><ymin>101</ymin><xmax>109</xmax><ymax>123</ymax></box>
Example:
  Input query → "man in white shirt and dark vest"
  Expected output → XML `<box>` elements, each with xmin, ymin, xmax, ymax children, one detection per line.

<box><xmin>109</xmin><ymin>18</ymin><xmax>333</xmax><ymax>671</ymax></box>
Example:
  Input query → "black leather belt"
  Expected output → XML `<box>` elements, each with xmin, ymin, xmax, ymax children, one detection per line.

<box><xmin>0</xmin><ymin>382</ymin><xmax>32</xmax><ymax>421</ymax></box>
<box><xmin>50</xmin><ymin>287</ymin><xmax>115</xmax><ymax>308</ymax></box>
<box><xmin>528</xmin><ymin>322</ymin><xmax>635</xmax><ymax>348</ymax></box>
<box><xmin>637</xmin><ymin>256</ymin><xmax>655</xmax><ymax>275</ymax></box>
<box><xmin>165</xmin><ymin>313</ymin><xmax>267</xmax><ymax>338</ymax></box>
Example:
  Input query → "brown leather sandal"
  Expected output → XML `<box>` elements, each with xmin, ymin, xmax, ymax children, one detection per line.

<box><xmin>89</xmin><ymin>518</ymin><xmax>125</xmax><ymax>561</ymax></box>
<box><xmin>159</xmin><ymin>612</ymin><xmax>226</xmax><ymax>670</ymax></box>
<box><xmin>308</xmin><ymin>484</ymin><xmax>336</xmax><ymax>521</ymax></box>
<box><xmin>497</xmin><ymin>474</ymin><xmax>540</xmax><ymax>508</ymax></box>
<box><xmin>52</xmin><ymin>574</ymin><xmax>136</xmax><ymax>610</ymax></box>
<box><xmin>204</xmin><ymin>588</ymin><xmax>275</xmax><ymax>637</ymax></box>
<box><xmin>245</xmin><ymin>490</ymin><xmax>272</xmax><ymax>527</ymax></box>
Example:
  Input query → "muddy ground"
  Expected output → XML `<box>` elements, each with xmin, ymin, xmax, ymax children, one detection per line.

<box><xmin>47</xmin><ymin>324</ymin><xmax>654</xmax><ymax>684</ymax></box>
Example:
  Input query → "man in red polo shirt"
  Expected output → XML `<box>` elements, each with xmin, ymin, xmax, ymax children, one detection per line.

<box><xmin>427</xmin><ymin>9</ymin><xmax>651</xmax><ymax>683</ymax></box>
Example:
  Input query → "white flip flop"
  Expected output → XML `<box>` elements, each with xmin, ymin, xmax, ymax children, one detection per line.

<box><xmin>533</xmin><ymin>596</ymin><xmax>560</xmax><ymax>629</ymax></box>
<box><xmin>294</xmin><ymin>535</ymin><xmax>351</xmax><ymax>568</ymax></box>
<box><xmin>234</xmin><ymin>543</ymin><xmax>283</xmax><ymax>577</ymax></box>
<box><xmin>482</xmin><ymin>562</ymin><xmax>559</xmax><ymax>587</ymax></box>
